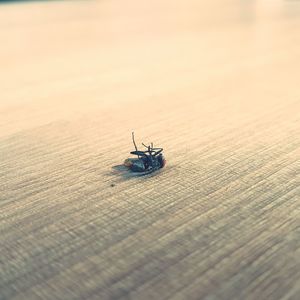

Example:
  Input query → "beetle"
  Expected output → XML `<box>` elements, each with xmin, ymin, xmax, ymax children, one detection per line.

<box><xmin>124</xmin><ymin>132</ymin><xmax>166</xmax><ymax>175</ymax></box>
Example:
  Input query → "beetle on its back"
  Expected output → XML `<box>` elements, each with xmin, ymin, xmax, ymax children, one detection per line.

<box><xmin>124</xmin><ymin>132</ymin><xmax>166</xmax><ymax>175</ymax></box>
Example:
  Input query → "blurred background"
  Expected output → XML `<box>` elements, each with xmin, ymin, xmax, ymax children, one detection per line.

<box><xmin>1</xmin><ymin>0</ymin><xmax>300</xmax><ymax>138</ymax></box>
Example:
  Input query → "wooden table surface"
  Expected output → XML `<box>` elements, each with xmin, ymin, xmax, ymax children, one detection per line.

<box><xmin>0</xmin><ymin>1</ymin><xmax>299</xmax><ymax>299</ymax></box>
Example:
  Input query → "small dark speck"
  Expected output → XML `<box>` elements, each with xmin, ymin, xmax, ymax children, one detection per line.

<box><xmin>111</xmin><ymin>183</ymin><xmax>115</xmax><ymax>187</ymax></box>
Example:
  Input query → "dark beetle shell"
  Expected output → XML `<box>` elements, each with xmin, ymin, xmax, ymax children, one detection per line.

<box><xmin>125</xmin><ymin>133</ymin><xmax>165</xmax><ymax>175</ymax></box>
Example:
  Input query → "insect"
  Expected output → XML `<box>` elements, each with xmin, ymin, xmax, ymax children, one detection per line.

<box><xmin>124</xmin><ymin>132</ymin><xmax>166</xmax><ymax>175</ymax></box>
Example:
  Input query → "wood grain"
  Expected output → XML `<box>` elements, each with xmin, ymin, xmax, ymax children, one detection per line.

<box><xmin>0</xmin><ymin>1</ymin><xmax>299</xmax><ymax>299</ymax></box>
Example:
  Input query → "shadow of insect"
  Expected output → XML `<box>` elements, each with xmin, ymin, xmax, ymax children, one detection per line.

<box><xmin>110</xmin><ymin>164</ymin><xmax>163</xmax><ymax>179</ymax></box>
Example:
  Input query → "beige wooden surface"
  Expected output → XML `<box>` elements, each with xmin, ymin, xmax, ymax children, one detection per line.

<box><xmin>0</xmin><ymin>1</ymin><xmax>300</xmax><ymax>299</ymax></box>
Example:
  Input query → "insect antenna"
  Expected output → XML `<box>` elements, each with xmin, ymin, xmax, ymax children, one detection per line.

<box><xmin>132</xmin><ymin>132</ymin><xmax>139</xmax><ymax>158</ymax></box>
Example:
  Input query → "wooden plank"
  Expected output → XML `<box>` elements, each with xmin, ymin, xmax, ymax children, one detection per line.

<box><xmin>0</xmin><ymin>1</ymin><xmax>299</xmax><ymax>299</ymax></box>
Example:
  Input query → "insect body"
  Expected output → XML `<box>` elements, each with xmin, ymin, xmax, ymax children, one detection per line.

<box><xmin>124</xmin><ymin>132</ymin><xmax>166</xmax><ymax>175</ymax></box>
